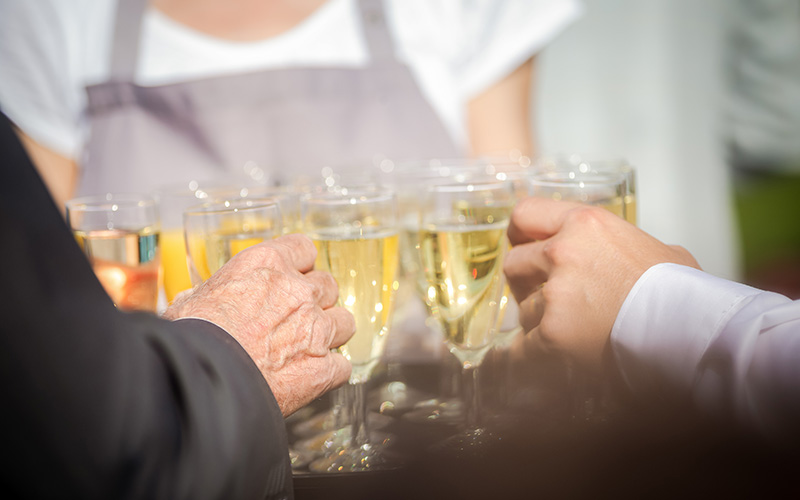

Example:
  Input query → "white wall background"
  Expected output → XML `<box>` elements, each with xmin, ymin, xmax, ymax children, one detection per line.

<box><xmin>535</xmin><ymin>0</ymin><xmax>741</xmax><ymax>280</ymax></box>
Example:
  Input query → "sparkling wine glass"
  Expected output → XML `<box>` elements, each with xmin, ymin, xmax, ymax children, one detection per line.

<box><xmin>238</xmin><ymin>185</ymin><xmax>304</xmax><ymax>234</ymax></box>
<box><xmin>183</xmin><ymin>198</ymin><xmax>283</xmax><ymax>285</ymax></box>
<box><xmin>66</xmin><ymin>193</ymin><xmax>160</xmax><ymax>313</ymax></box>
<box><xmin>527</xmin><ymin>167</ymin><xmax>628</xmax><ymax>422</ymax></box>
<box><xmin>418</xmin><ymin>176</ymin><xmax>515</xmax><ymax>454</ymax></box>
<box><xmin>534</xmin><ymin>155</ymin><xmax>637</xmax><ymax>223</ymax></box>
<box><xmin>377</xmin><ymin>159</ymin><xmax>468</xmax><ymax>423</ymax></box>
<box><xmin>153</xmin><ymin>181</ymin><xmax>244</xmax><ymax>307</ymax></box>
<box><xmin>302</xmin><ymin>186</ymin><xmax>400</xmax><ymax>473</ymax></box>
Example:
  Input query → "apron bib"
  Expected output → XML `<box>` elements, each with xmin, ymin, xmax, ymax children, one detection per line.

<box><xmin>80</xmin><ymin>0</ymin><xmax>462</xmax><ymax>195</ymax></box>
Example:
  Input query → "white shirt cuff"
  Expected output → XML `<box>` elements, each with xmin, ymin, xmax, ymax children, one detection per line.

<box><xmin>610</xmin><ymin>263</ymin><xmax>763</xmax><ymax>397</ymax></box>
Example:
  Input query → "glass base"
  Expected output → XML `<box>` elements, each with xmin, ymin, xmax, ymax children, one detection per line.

<box><xmin>293</xmin><ymin>426</ymin><xmax>352</xmax><ymax>455</ymax></box>
<box><xmin>429</xmin><ymin>427</ymin><xmax>499</xmax><ymax>459</ymax></box>
<box><xmin>308</xmin><ymin>441</ymin><xmax>391</xmax><ymax>474</ymax></box>
<box><xmin>289</xmin><ymin>447</ymin><xmax>316</xmax><ymax>470</ymax></box>
<box><xmin>401</xmin><ymin>397</ymin><xmax>464</xmax><ymax>424</ymax></box>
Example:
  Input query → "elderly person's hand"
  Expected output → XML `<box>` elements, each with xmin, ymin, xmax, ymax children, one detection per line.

<box><xmin>164</xmin><ymin>233</ymin><xmax>355</xmax><ymax>416</ymax></box>
<box><xmin>503</xmin><ymin>197</ymin><xmax>699</xmax><ymax>373</ymax></box>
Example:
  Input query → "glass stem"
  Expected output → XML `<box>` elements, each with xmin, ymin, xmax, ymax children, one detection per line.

<box><xmin>330</xmin><ymin>386</ymin><xmax>349</xmax><ymax>430</ymax></box>
<box><xmin>350</xmin><ymin>381</ymin><xmax>370</xmax><ymax>448</ymax></box>
<box><xmin>440</xmin><ymin>352</ymin><xmax>460</xmax><ymax>400</ymax></box>
<box><xmin>495</xmin><ymin>348</ymin><xmax>510</xmax><ymax>410</ymax></box>
<box><xmin>463</xmin><ymin>365</ymin><xmax>482</xmax><ymax>430</ymax></box>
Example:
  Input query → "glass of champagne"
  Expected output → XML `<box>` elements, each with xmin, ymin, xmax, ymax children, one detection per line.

<box><xmin>375</xmin><ymin>160</ymin><xmax>467</xmax><ymax>423</ymax></box>
<box><xmin>527</xmin><ymin>169</ymin><xmax>627</xmax><ymax>218</ymax></box>
<box><xmin>66</xmin><ymin>193</ymin><xmax>160</xmax><ymax>313</ymax></box>
<box><xmin>302</xmin><ymin>186</ymin><xmax>400</xmax><ymax>473</ymax></box>
<box><xmin>527</xmin><ymin>168</ymin><xmax>628</xmax><ymax>422</ymax></box>
<box><xmin>183</xmin><ymin>198</ymin><xmax>283</xmax><ymax>285</ymax></box>
<box><xmin>534</xmin><ymin>155</ymin><xmax>637</xmax><ymax>224</ymax></box>
<box><xmin>475</xmin><ymin>158</ymin><xmax>534</xmax><ymax>418</ymax></box>
<box><xmin>418</xmin><ymin>177</ymin><xmax>515</xmax><ymax>454</ymax></box>
<box><xmin>583</xmin><ymin>158</ymin><xmax>637</xmax><ymax>225</ymax></box>
<box><xmin>153</xmin><ymin>182</ymin><xmax>243</xmax><ymax>306</ymax></box>
<box><xmin>238</xmin><ymin>185</ymin><xmax>303</xmax><ymax>234</ymax></box>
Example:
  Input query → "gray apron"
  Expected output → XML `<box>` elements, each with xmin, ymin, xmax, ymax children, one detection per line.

<box><xmin>80</xmin><ymin>0</ymin><xmax>462</xmax><ymax>196</ymax></box>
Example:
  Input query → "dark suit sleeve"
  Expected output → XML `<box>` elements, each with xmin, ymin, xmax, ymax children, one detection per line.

<box><xmin>0</xmin><ymin>112</ymin><xmax>292</xmax><ymax>499</ymax></box>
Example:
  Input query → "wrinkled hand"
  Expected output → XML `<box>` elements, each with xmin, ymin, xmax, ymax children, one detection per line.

<box><xmin>164</xmin><ymin>234</ymin><xmax>355</xmax><ymax>416</ymax></box>
<box><xmin>504</xmin><ymin>197</ymin><xmax>699</xmax><ymax>372</ymax></box>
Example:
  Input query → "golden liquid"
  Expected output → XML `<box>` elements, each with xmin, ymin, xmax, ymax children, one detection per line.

<box><xmin>419</xmin><ymin>223</ymin><xmax>508</xmax><ymax>365</ymax></box>
<box><xmin>74</xmin><ymin>228</ymin><xmax>160</xmax><ymax>312</ymax></box>
<box><xmin>624</xmin><ymin>195</ymin><xmax>637</xmax><ymax>225</ymax></box>
<box><xmin>314</xmin><ymin>231</ymin><xmax>399</xmax><ymax>383</ymax></box>
<box><xmin>186</xmin><ymin>231</ymin><xmax>267</xmax><ymax>283</ymax></box>
<box><xmin>185</xmin><ymin>215</ymin><xmax>279</xmax><ymax>284</ymax></box>
<box><xmin>598</xmin><ymin>196</ymin><xmax>626</xmax><ymax>219</ymax></box>
<box><xmin>160</xmin><ymin>228</ymin><xmax>192</xmax><ymax>303</ymax></box>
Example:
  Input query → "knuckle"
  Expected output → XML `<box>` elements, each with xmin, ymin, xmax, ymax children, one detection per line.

<box><xmin>256</xmin><ymin>244</ymin><xmax>287</xmax><ymax>268</ymax></box>
<box><xmin>536</xmin><ymin>316</ymin><xmax>559</xmax><ymax>349</ymax></box>
<box><xmin>542</xmin><ymin>238</ymin><xmax>567</xmax><ymax>264</ymax></box>
<box><xmin>568</xmin><ymin>205</ymin><xmax>607</xmax><ymax>226</ymax></box>
<box><xmin>308</xmin><ymin>311</ymin><xmax>334</xmax><ymax>353</ymax></box>
<box><xmin>321</xmin><ymin>271</ymin><xmax>339</xmax><ymax>293</ymax></box>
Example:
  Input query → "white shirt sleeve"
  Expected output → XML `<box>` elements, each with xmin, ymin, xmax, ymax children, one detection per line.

<box><xmin>611</xmin><ymin>263</ymin><xmax>800</xmax><ymax>441</ymax></box>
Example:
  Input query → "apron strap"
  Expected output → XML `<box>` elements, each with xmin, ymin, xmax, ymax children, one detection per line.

<box><xmin>108</xmin><ymin>0</ymin><xmax>399</xmax><ymax>80</ymax></box>
<box><xmin>355</xmin><ymin>0</ymin><xmax>397</xmax><ymax>64</ymax></box>
<box><xmin>109</xmin><ymin>0</ymin><xmax>148</xmax><ymax>81</ymax></box>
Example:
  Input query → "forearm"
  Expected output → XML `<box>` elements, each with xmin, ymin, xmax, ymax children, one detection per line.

<box><xmin>0</xmin><ymin>112</ymin><xmax>290</xmax><ymax>499</ymax></box>
<box><xmin>14</xmin><ymin>127</ymin><xmax>78</xmax><ymax>215</ymax></box>
<box><xmin>466</xmin><ymin>57</ymin><xmax>535</xmax><ymax>158</ymax></box>
<box><xmin>2</xmin><ymin>308</ymin><xmax>289</xmax><ymax>499</ymax></box>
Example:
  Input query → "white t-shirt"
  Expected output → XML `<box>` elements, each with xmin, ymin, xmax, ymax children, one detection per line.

<box><xmin>0</xmin><ymin>0</ymin><xmax>581</xmax><ymax>160</ymax></box>
<box><xmin>612</xmin><ymin>263</ymin><xmax>800</xmax><ymax>442</ymax></box>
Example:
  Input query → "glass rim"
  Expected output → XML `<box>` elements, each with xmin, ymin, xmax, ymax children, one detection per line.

<box><xmin>184</xmin><ymin>197</ymin><xmax>280</xmax><ymax>217</ymax></box>
<box><xmin>535</xmin><ymin>155</ymin><xmax>633</xmax><ymax>172</ymax></box>
<box><xmin>65</xmin><ymin>193</ymin><xmax>157</xmax><ymax>211</ymax></box>
<box><xmin>528</xmin><ymin>171</ymin><xmax>626</xmax><ymax>188</ymax></box>
<box><xmin>425</xmin><ymin>178</ymin><xmax>515</xmax><ymax>193</ymax></box>
<box><xmin>151</xmin><ymin>179</ymin><xmax>251</xmax><ymax>195</ymax></box>
<box><xmin>301</xmin><ymin>185</ymin><xmax>396</xmax><ymax>205</ymax></box>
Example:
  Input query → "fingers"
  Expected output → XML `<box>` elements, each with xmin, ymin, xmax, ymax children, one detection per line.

<box><xmin>304</xmin><ymin>270</ymin><xmax>340</xmax><ymax>309</ymax></box>
<box><xmin>271</xmin><ymin>233</ymin><xmax>318</xmax><ymax>272</ymax></box>
<box><xmin>507</xmin><ymin>197</ymin><xmax>584</xmax><ymax>246</ymax></box>
<box><xmin>325</xmin><ymin>306</ymin><xmax>356</xmax><ymax>348</ymax></box>
<box><xmin>517</xmin><ymin>285</ymin><xmax>546</xmax><ymax>334</ymax></box>
<box><xmin>504</xmin><ymin>240</ymin><xmax>550</xmax><ymax>303</ymax></box>
<box><xmin>325</xmin><ymin>351</ymin><xmax>352</xmax><ymax>389</ymax></box>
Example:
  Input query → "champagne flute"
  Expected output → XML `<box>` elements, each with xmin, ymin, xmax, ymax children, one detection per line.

<box><xmin>527</xmin><ymin>168</ymin><xmax>628</xmax><ymax>422</ymax></box>
<box><xmin>419</xmin><ymin>177</ymin><xmax>515</xmax><ymax>454</ymax></box>
<box><xmin>527</xmin><ymin>169</ymin><xmax>627</xmax><ymax>217</ymax></box>
<box><xmin>185</xmin><ymin>194</ymin><xmax>320</xmax><ymax>472</ymax></box>
<box><xmin>580</xmin><ymin>158</ymin><xmax>638</xmax><ymax>225</ymax></box>
<box><xmin>153</xmin><ymin>181</ymin><xmax>243</xmax><ymax>306</ymax></box>
<box><xmin>238</xmin><ymin>185</ymin><xmax>303</xmax><ymax>234</ymax></box>
<box><xmin>183</xmin><ymin>198</ymin><xmax>283</xmax><ymax>285</ymax></box>
<box><xmin>535</xmin><ymin>155</ymin><xmax>637</xmax><ymax>224</ymax></box>
<box><xmin>303</xmin><ymin>186</ymin><xmax>400</xmax><ymax>473</ymax></box>
<box><xmin>66</xmin><ymin>193</ymin><xmax>160</xmax><ymax>313</ymax></box>
<box><xmin>401</xmin><ymin>157</ymin><xmax>529</xmax><ymax>415</ymax></box>
<box><xmin>376</xmin><ymin>159</ymin><xmax>469</xmax><ymax>423</ymax></box>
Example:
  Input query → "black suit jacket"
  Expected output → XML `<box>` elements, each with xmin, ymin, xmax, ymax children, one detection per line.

<box><xmin>0</xmin><ymin>112</ymin><xmax>292</xmax><ymax>499</ymax></box>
